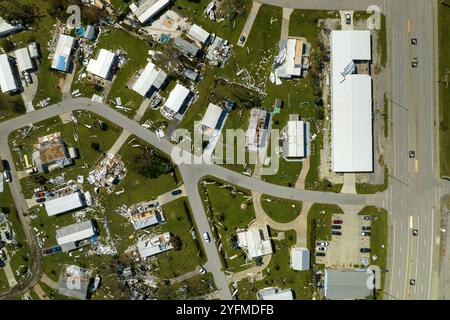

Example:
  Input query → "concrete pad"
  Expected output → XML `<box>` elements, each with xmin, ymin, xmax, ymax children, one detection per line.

<box><xmin>237</xmin><ymin>1</ymin><xmax>262</xmax><ymax>47</ymax></box>
<box><xmin>342</xmin><ymin>173</ymin><xmax>357</xmax><ymax>194</ymax></box>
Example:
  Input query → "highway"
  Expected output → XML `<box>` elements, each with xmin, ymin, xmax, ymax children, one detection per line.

<box><xmin>385</xmin><ymin>0</ymin><xmax>442</xmax><ymax>300</ymax></box>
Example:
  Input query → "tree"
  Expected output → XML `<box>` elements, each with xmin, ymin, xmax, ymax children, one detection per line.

<box><xmin>1</xmin><ymin>39</ymin><xmax>15</xmax><ymax>53</ymax></box>
<box><xmin>171</xmin><ymin>235</ymin><xmax>182</xmax><ymax>251</ymax></box>
<box><xmin>31</xmin><ymin>173</ymin><xmax>47</xmax><ymax>185</ymax></box>
<box><xmin>91</xmin><ymin>142</ymin><xmax>102</xmax><ymax>153</ymax></box>
<box><xmin>132</xmin><ymin>148</ymin><xmax>172</xmax><ymax>179</ymax></box>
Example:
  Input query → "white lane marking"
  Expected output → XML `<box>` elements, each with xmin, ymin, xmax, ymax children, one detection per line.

<box><xmin>400</xmin><ymin>246</ymin><xmax>403</xmax><ymax>253</ymax></box>
<box><xmin>389</xmin><ymin>220</ymin><xmax>397</xmax><ymax>297</ymax></box>
<box><xmin>428</xmin><ymin>208</ymin><xmax>434</xmax><ymax>299</ymax></box>
<box><xmin>409</xmin><ymin>215</ymin><xmax>414</xmax><ymax>229</ymax></box>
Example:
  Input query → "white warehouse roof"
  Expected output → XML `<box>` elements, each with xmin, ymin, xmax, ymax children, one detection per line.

<box><xmin>87</xmin><ymin>49</ymin><xmax>116</xmax><ymax>79</ymax></box>
<box><xmin>15</xmin><ymin>47</ymin><xmax>33</xmax><ymax>73</ymax></box>
<box><xmin>188</xmin><ymin>24</ymin><xmax>210</xmax><ymax>44</ymax></box>
<box><xmin>0</xmin><ymin>54</ymin><xmax>18</xmax><ymax>94</ymax></box>
<box><xmin>51</xmin><ymin>34</ymin><xmax>75</xmax><ymax>72</ymax></box>
<box><xmin>130</xmin><ymin>0</ymin><xmax>171</xmax><ymax>24</ymax></box>
<box><xmin>45</xmin><ymin>192</ymin><xmax>85</xmax><ymax>216</ymax></box>
<box><xmin>132</xmin><ymin>61</ymin><xmax>167</xmax><ymax>97</ymax></box>
<box><xmin>163</xmin><ymin>83</ymin><xmax>191</xmax><ymax>114</ymax></box>
<box><xmin>56</xmin><ymin>220</ymin><xmax>95</xmax><ymax>246</ymax></box>
<box><xmin>331</xmin><ymin>30</ymin><xmax>373</xmax><ymax>172</ymax></box>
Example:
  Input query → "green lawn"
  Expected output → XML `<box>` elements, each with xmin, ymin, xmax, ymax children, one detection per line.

<box><xmin>233</xmin><ymin>229</ymin><xmax>314</xmax><ymax>300</ymax></box>
<box><xmin>260</xmin><ymin>195</ymin><xmax>302</xmax><ymax>223</ymax></box>
<box><xmin>0</xmin><ymin>94</ymin><xmax>26</xmax><ymax>123</ymax></box>
<box><xmin>155</xmin><ymin>273</ymin><xmax>216</xmax><ymax>300</ymax></box>
<box><xmin>438</xmin><ymin>3</ymin><xmax>450</xmax><ymax>177</ymax></box>
<box><xmin>358</xmin><ymin>206</ymin><xmax>388</xmax><ymax>300</ymax></box>
<box><xmin>154</xmin><ymin>199</ymin><xmax>206</xmax><ymax>279</ymax></box>
<box><xmin>199</xmin><ymin>177</ymin><xmax>256</xmax><ymax>272</ymax></box>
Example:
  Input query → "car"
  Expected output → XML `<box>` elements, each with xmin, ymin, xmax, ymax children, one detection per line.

<box><xmin>2</xmin><ymin>171</ymin><xmax>11</xmax><ymax>183</ymax></box>
<box><xmin>409</xmin><ymin>150</ymin><xmax>416</xmax><ymax>158</ymax></box>
<box><xmin>332</xmin><ymin>219</ymin><xmax>343</xmax><ymax>224</ymax></box>
<box><xmin>363</xmin><ymin>216</ymin><xmax>371</xmax><ymax>221</ymax></box>
<box><xmin>411</xmin><ymin>38</ymin><xmax>417</xmax><ymax>45</ymax></box>
<box><xmin>202</xmin><ymin>232</ymin><xmax>210</xmax><ymax>243</ymax></box>
<box><xmin>360</xmin><ymin>248</ymin><xmax>371</xmax><ymax>253</ymax></box>
<box><xmin>315</xmin><ymin>252</ymin><xmax>326</xmax><ymax>257</ymax></box>
<box><xmin>410</xmin><ymin>279</ymin><xmax>416</xmax><ymax>286</ymax></box>
<box><xmin>35</xmin><ymin>197</ymin><xmax>46</xmax><ymax>203</ymax></box>
<box><xmin>412</xmin><ymin>61</ymin><xmax>418</xmax><ymax>68</ymax></box>
<box><xmin>345</xmin><ymin>13</ymin><xmax>351</xmax><ymax>24</ymax></box>
<box><xmin>316</xmin><ymin>246</ymin><xmax>327</xmax><ymax>252</ymax></box>
<box><xmin>332</xmin><ymin>231</ymin><xmax>342</xmax><ymax>236</ymax></box>
<box><xmin>412</xmin><ymin>229</ymin><xmax>419</xmax><ymax>236</ymax></box>
<box><xmin>316</xmin><ymin>241</ymin><xmax>329</xmax><ymax>247</ymax></box>
<box><xmin>1</xmin><ymin>160</ymin><xmax>10</xmax><ymax>171</ymax></box>
<box><xmin>35</xmin><ymin>191</ymin><xmax>46</xmax><ymax>198</ymax></box>
<box><xmin>25</xmin><ymin>167</ymin><xmax>37</xmax><ymax>174</ymax></box>
<box><xmin>33</xmin><ymin>186</ymin><xmax>46</xmax><ymax>193</ymax></box>
<box><xmin>171</xmin><ymin>189</ymin><xmax>182</xmax><ymax>196</ymax></box>
<box><xmin>239</xmin><ymin>35</ymin><xmax>246</xmax><ymax>44</ymax></box>
<box><xmin>331</xmin><ymin>225</ymin><xmax>342</xmax><ymax>230</ymax></box>
<box><xmin>362</xmin><ymin>226</ymin><xmax>371</xmax><ymax>231</ymax></box>
<box><xmin>361</xmin><ymin>232</ymin><xmax>371</xmax><ymax>236</ymax></box>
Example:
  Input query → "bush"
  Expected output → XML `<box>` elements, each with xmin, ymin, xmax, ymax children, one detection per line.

<box><xmin>91</xmin><ymin>142</ymin><xmax>102</xmax><ymax>153</ymax></box>
<box><xmin>1</xmin><ymin>39</ymin><xmax>15</xmax><ymax>52</ymax></box>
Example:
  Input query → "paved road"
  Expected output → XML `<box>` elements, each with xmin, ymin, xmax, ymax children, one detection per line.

<box><xmin>237</xmin><ymin>1</ymin><xmax>262</xmax><ymax>47</ymax></box>
<box><xmin>385</xmin><ymin>0</ymin><xmax>443</xmax><ymax>300</ymax></box>
<box><xmin>257</xmin><ymin>0</ymin><xmax>384</xmax><ymax>11</ymax></box>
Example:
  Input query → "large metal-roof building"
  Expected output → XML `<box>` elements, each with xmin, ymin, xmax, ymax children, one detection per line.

<box><xmin>51</xmin><ymin>34</ymin><xmax>75</xmax><ymax>72</ymax></box>
<box><xmin>56</xmin><ymin>220</ymin><xmax>95</xmax><ymax>252</ymax></box>
<box><xmin>283</xmin><ymin>114</ymin><xmax>309</xmax><ymax>160</ymax></box>
<box><xmin>323</xmin><ymin>269</ymin><xmax>373</xmax><ymax>300</ymax></box>
<box><xmin>0</xmin><ymin>54</ymin><xmax>18</xmax><ymax>94</ymax></box>
<box><xmin>330</xmin><ymin>30</ymin><xmax>373</xmax><ymax>172</ymax></box>
<box><xmin>132</xmin><ymin>61</ymin><xmax>167</xmax><ymax>97</ymax></box>
<box><xmin>87</xmin><ymin>48</ymin><xmax>116</xmax><ymax>80</ymax></box>
<box><xmin>0</xmin><ymin>17</ymin><xmax>23</xmax><ymax>38</ymax></box>
<box><xmin>129</xmin><ymin>0</ymin><xmax>171</xmax><ymax>24</ymax></box>
<box><xmin>15</xmin><ymin>47</ymin><xmax>34</xmax><ymax>73</ymax></box>
<box><xmin>44</xmin><ymin>191</ymin><xmax>86</xmax><ymax>217</ymax></box>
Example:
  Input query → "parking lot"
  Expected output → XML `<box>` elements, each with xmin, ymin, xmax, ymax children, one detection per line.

<box><xmin>315</xmin><ymin>214</ymin><xmax>372</xmax><ymax>267</ymax></box>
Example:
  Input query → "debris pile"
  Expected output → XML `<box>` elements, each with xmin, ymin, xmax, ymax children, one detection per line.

<box><xmin>87</xmin><ymin>153</ymin><xmax>127</xmax><ymax>193</ymax></box>
<box><xmin>206</xmin><ymin>35</ymin><xmax>231</xmax><ymax>67</ymax></box>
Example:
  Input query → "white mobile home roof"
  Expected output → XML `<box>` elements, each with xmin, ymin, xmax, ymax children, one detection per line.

<box><xmin>331</xmin><ymin>30</ymin><xmax>372</xmax><ymax>172</ymax></box>
<box><xmin>0</xmin><ymin>54</ymin><xmax>18</xmax><ymax>93</ymax></box>
<box><xmin>87</xmin><ymin>49</ymin><xmax>116</xmax><ymax>79</ymax></box>
<box><xmin>188</xmin><ymin>24</ymin><xmax>210</xmax><ymax>44</ymax></box>
<box><xmin>0</xmin><ymin>17</ymin><xmax>22</xmax><ymax>37</ymax></box>
<box><xmin>285</xmin><ymin>120</ymin><xmax>305</xmax><ymax>158</ymax></box>
<box><xmin>291</xmin><ymin>247</ymin><xmax>310</xmax><ymax>271</ymax></box>
<box><xmin>132</xmin><ymin>61</ymin><xmax>167</xmax><ymax>96</ymax></box>
<box><xmin>258</xmin><ymin>288</ymin><xmax>294</xmax><ymax>300</ymax></box>
<box><xmin>45</xmin><ymin>192</ymin><xmax>85</xmax><ymax>216</ymax></box>
<box><xmin>51</xmin><ymin>34</ymin><xmax>75</xmax><ymax>72</ymax></box>
<box><xmin>15</xmin><ymin>47</ymin><xmax>33</xmax><ymax>73</ymax></box>
<box><xmin>130</xmin><ymin>0</ymin><xmax>171</xmax><ymax>24</ymax></box>
<box><xmin>163</xmin><ymin>83</ymin><xmax>190</xmax><ymax>113</ymax></box>
<box><xmin>201</xmin><ymin>103</ymin><xmax>223</xmax><ymax>130</ymax></box>
<box><xmin>56</xmin><ymin>220</ymin><xmax>95</xmax><ymax>246</ymax></box>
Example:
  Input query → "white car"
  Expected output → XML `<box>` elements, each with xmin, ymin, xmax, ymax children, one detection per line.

<box><xmin>316</xmin><ymin>241</ymin><xmax>329</xmax><ymax>247</ymax></box>
<box><xmin>198</xmin><ymin>266</ymin><xmax>207</xmax><ymax>274</ymax></box>
<box><xmin>345</xmin><ymin>13</ymin><xmax>351</xmax><ymax>24</ymax></box>
<box><xmin>3</xmin><ymin>171</ymin><xmax>11</xmax><ymax>183</ymax></box>
<box><xmin>203</xmin><ymin>232</ymin><xmax>210</xmax><ymax>243</ymax></box>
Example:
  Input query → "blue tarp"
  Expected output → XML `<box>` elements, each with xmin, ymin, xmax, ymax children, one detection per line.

<box><xmin>56</xmin><ymin>55</ymin><xmax>67</xmax><ymax>71</ymax></box>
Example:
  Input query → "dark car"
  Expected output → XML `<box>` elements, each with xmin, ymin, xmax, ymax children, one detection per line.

<box><xmin>35</xmin><ymin>191</ymin><xmax>46</xmax><ymax>198</ymax></box>
<box><xmin>239</xmin><ymin>35</ymin><xmax>246</xmax><ymax>44</ymax></box>
<box><xmin>331</xmin><ymin>225</ymin><xmax>342</xmax><ymax>230</ymax></box>
<box><xmin>333</xmin><ymin>219</ymin><xmax>343</xmax><ymax>224</ymax></box>
<box><xmin>3</xmin><ymin>171</ymin><xmax>11</xmax><ymax>183</ymax></box>
<box><xmin>361</xmin><ymin>232</ymin><xmax>371</xmax><ymax>236</ymax></box>
<box><xmin>412</xmin><ymin>229</ymin><xmax>419</xmax><ymax>236</ymax></box>
<box><xmin>411</xmin><ymin>38</ymin><xmax>417</xmax><ymax>45</ymax></box>
<box><xmin>360</xmin><ymin>248</ymin><xmax>371</xmax><ymax>253</ymax></box>
<box><xmin>315</xmin><ymin>252</ymin><xmax>326</xmax><ymax>257</ymax></box>
<box><xmin>410</xmin><ymin>279</ymin><xmax>416</xmax><ymax>286</ymax></box>
<box><xmin>171</xmin><ymin>189</ymin><xmax>182</xmax><ymax>196</ymax></box>
<box><xmin>362</xmin><ymin>226</ymin><xmax>371</xmax><ymax>231</ymax></box>
<box><xmin>409</xmin><ymin>150</ymin><xmax>416</xmax><ymax>158</ymax></box>
<box><xmin>332</xmin><ymin>231</ymin><xmax>342</xmax><ymax>236</ymax></box>
<box><xmin>35</xmin><ymin>197</ymin><xmax>46</xmax><ymax>203</ymax></box>
<box><xmin>363</xmin><ymin>216</ymin><xmax>371</xmax><ymax>221</ymax></box>
<box><xmin>412</xmin><ymin>61</ymin><xmax>418</xmax><ymax>68</ymax></box>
